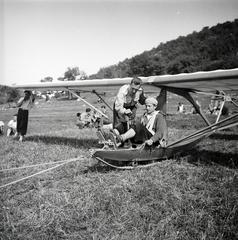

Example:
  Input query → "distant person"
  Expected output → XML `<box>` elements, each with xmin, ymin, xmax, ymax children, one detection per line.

<box><xmin>45</xmin><ymin>94</ymin><xmax>50</xmax><ymax>102</ymax></box>
<box><xmin>7</xmin><ymin>114</ymin><xmax>17</xmax><ymax>136</ymax></box>
<box><xmin>210</xmin><ymin>99</ymin><xmax>229</xmax><ymax>116</ymax></box>
<box><xmin>94</xmin><ymin>105</ymin><xmax>112</xmax><ymax>129</ymax></box>
<box><xmin>76</xmin><ymin>112</ymin><xmax>84</xmax><ymax>129</ymax></box>
<box><xmin>113</xmin><ymin>76</ymin><xmax>146</xmax><ymax>135</ymax></box>
<box><xmin>0</xmin><ymin>121</ymin><xmax>4</xmax><ymax>135</ymax></box>
<box><xmin>80</xmin><ymin>108</ymin><xmax>93</xmax><ymax>128</ymax></box>
<box><xmin>100</xmin><ymin>105</ymin><xmax>112</xmax><ymax>126</ymax></box>
<box><xmin>177</xmin><ymin>102</ymin><xmax>185</xmax><ymax>113</ymax></box>
<box><xmin>208</xmin><ymin>99</ymin><xmax>216</xmax><ymax>114</ymax></box>
<box><xmin>97</xmin><ymin>97</ymin><xmax>102</xmax><ymax>103</ymax></box>
<box><xmin>190</xmin><ymin>100</ymin><xmax>201</xmax><ymax>114</ymax></box>
<box><xmin>91</xmin><ymin>110</ymin><xmax>100</xmax><ymax>126</ymax></box>
<box><xmin>15</xmin><ymin>90</ymin><xmax>35</xmax><ymax>142</ymax></box>
<box><xmin>110</xmin><ymin>97</ymin><xmax>168</xmax><ymax>148</ymax></box>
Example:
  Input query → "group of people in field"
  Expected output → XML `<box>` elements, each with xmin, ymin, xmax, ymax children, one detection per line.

<box><xmin>177</xmin><ymin>100</ymin><xmax>202</xmax><ymax>114</ymax></box>
<box><xmin>76</xmin><ymin>105</ymin><xmax>112</xmax><ymax>129</ymax></box>
<box><xmin>207</xmin><ymin>94</ymin><xmax>229</xmax><ymax>116</ymax></box>
<box><xmin>177</xmin><ymin>97</ymin><xmax>228</xmax><ymax>116</ymax></box>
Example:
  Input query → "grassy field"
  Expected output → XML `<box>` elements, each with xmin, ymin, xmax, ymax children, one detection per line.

<box><xmin>0</xmin><ymin>94</ymin><xmax>238</xmax><ymax>240</ymax></box>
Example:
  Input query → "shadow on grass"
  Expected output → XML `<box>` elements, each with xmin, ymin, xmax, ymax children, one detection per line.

<box><xmin>209</xmin><ymin>133</ymin><xmax>238</xmax><ymax>140</ymax></box>
<box><xmin>84</xmin><ymin>162</ymin><xmax>116</xmax><ymax>173</ymax></box>
<box><xmin>26</xmin><ymin>135</ymin><xmax>238</xmax><ymax>171</ymax></box>
<box><xmin>184</xmin><ymin>148</ymin><xmax>238</xmax><ymax>169</ymax></box>
<box><xmin>26</xmin><ymin>135</ymin><xmax>100</xmax><ymax>149</ymax></box>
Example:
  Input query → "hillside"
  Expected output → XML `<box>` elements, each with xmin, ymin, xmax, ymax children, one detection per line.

<box><xmin>90</xmin><ymin>19</ymin><xmax>238</xmax><ymax>79</ymax></box>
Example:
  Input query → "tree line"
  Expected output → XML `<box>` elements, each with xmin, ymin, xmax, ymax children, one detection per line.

<box><xmin>89</xmin><ymin>19</ymin><xmax>238</xmax><ymax>79</ymax></box>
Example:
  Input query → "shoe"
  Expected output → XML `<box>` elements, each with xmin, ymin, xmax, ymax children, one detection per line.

<box><xmin>108</xmin><ymin>132</ymin><xmax>123</xmax><ymax>148</ymax></box>
<box><xmin>13</xmin><ymin>133</ymin><xmax>19</xmax><ymax>139</ymax></box>
<box><xmin>19</xmin><ymin>136</ymin><xmax>24</xmax><ymax>142</ymax></box>
<box><xmin>123</xmin><ymin>141</ymin><xmax>132</xmax><ymax>148</ymax></box>
<box><xmin>110</xmin><ymin>128</ymin><xmax>120</xmax><ymax>136</ymax></box>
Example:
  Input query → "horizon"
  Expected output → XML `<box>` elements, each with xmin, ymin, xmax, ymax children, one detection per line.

<box><xmin>1</xmin><ymin>0</ymin><xmax>238</xmax><ymax>85</ymax></box>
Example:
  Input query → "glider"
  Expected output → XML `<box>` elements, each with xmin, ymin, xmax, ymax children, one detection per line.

<box><xmin>12</xmin><ymin>68</ymin><xmax>238</xmax><ymax>169</ymax></box>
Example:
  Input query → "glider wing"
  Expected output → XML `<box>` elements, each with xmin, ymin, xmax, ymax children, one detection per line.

<box><xmin>11</xmin><ymin>68</ymin><xmax>238</xmax><ymax>93</ymax></box>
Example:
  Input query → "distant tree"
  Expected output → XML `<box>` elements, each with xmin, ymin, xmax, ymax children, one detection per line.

<box><xmin>150</xmin><ymin>54</ymin><xmax>166</xmax><ymax>75</ymax></box>
<box><xmin>128</xmin><ymin>53</ymin><xmax>155</xmax><ymax>76</ymax></box>
<box><xmin>63</xmin><ymin>67</ymin><xmax>80</xmax><ymax>81</ymax></box>
<box><xmin>60</xmin><ymin>67</ymin><xmax>87</xmax><ymax>99</ymax></box>
<box><xmin>94</xmin><ymin>67</ymin><xmax>114</xmax><ymax>79</ymax></box>
<box><xmin>40</xmin><ymin>76</ymin><xmax>53</xmax><ymax>82</ymax></box>
<box><xmin>76</xmin><ymin>70</ymin><xmax>88</xmax><ymax>80</ymax></box>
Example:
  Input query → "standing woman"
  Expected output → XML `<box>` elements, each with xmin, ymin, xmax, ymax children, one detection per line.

<box><xmin>15</xmin><ymin>90</ymin><xmax>35</xmax><ymax>142</ymax></box>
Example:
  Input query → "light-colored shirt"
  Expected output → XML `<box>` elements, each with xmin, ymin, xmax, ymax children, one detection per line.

<box><xmin>177</xmin><ymin>104</ymin><xmax>184</xmax><ymax>113</ymax></box>
<box><xmin>114</xmin><ymin>84</ymin><xmax>143</xmax><ymax>114</ymax></box>
<box><xmin>141</xmin><ymin>111</ymin><xmax>159</xmax><ymax>135</ymax></box>
<box><xmin>8</xmin><ymin>119</ymin><xmax>17</xmax><ymax>130</ymax></box>
<box><xmin>141</xmin><ymin>110</ymin><xmax>168</xmax><ymax>143</ymax></box>
<box><xmin>81</xmin><ymin>112</ymin><xmax>92</xmax><ymax>124</ymax></box>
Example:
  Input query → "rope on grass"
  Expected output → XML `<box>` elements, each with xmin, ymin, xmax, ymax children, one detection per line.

<box><xmin>0</xmin><ymin>159</ymin><xmax>73</xmax><ymax>172</ymax></box>
<box><xmin>0</xmin><ymin>157</ymin><xmax>82</xmax><ymax>189</ymax></box>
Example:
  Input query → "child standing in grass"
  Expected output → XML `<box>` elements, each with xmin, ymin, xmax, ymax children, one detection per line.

<box><xmin>15</xmin><ymin>90</ymin><xmax>35</xmax><ymax>142</ymax></box>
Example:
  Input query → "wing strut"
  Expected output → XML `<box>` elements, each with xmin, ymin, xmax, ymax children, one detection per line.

<box><xmin>215</xmin><ymin>92</ymin><xmax>238</xmax><ymax>123</ymax></box>
<box><xmin>66</xmin><ymin>88</ymin><xmax>109</xmax><ymax>119</ymax></box>
<box><xmin>156</xmin><ymin>87</ymin><xmax>167</xmax><ymax>115</ymax></box>
<box><xmin>167</xmin><ymin>113</ymin><xmax>238</xmax><ymax>148</ymax></box>
<box><xmin>92</xmin><ymin>90</ymin><xmax>113</xmax><ymax>111</ymax></box>
<box><xmin>215</xmin><ymin>100</ymin><xmax>225</xmax><ymax>123</ymax></box>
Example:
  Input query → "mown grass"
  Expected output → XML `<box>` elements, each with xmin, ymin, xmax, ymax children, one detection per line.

<box><xmin>0</xmin><ymin>97</ymin><xmax>238</xmax><ymax>240</ymax></box>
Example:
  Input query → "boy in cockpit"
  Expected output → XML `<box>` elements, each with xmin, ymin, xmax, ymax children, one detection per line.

<box><xmin>110</xmin><ymin>97</ymin><xmax>168</xmax><ymax>148</ymax></box>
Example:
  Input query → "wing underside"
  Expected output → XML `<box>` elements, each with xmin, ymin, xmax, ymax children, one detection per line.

<box><xmin>11</xmin><ymin>68</ymin><xmax>238</xmax><ymax>93</ymax></box>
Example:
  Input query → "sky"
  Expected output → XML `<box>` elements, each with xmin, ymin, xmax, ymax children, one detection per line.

<box><xmin>1</xmin><ymin>0</ymin><xmax>238</xmax><ymax>85</ymax></box>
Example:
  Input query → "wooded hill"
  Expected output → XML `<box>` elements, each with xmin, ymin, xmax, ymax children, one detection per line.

<box><xmin>90</xmin><ymin>19</ymin><xmax>238</xmax><ymax>79</ymax></box>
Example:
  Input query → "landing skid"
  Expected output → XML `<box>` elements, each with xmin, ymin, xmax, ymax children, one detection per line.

<box><xmin>95</xmin><ymin>156</ymin><xmax>165</xmax><ymax>170</ymax></box>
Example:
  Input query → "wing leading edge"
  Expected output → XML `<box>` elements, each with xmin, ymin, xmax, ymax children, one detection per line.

<box><xmin>147</xmin><ymin>68</ymin><xmax>238</xmax><ymax>92</ymax></box>
<box><xmin>11</xmin><ymin>68</ymin><xmax>238</xmax><ymax>93</ymax></box>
